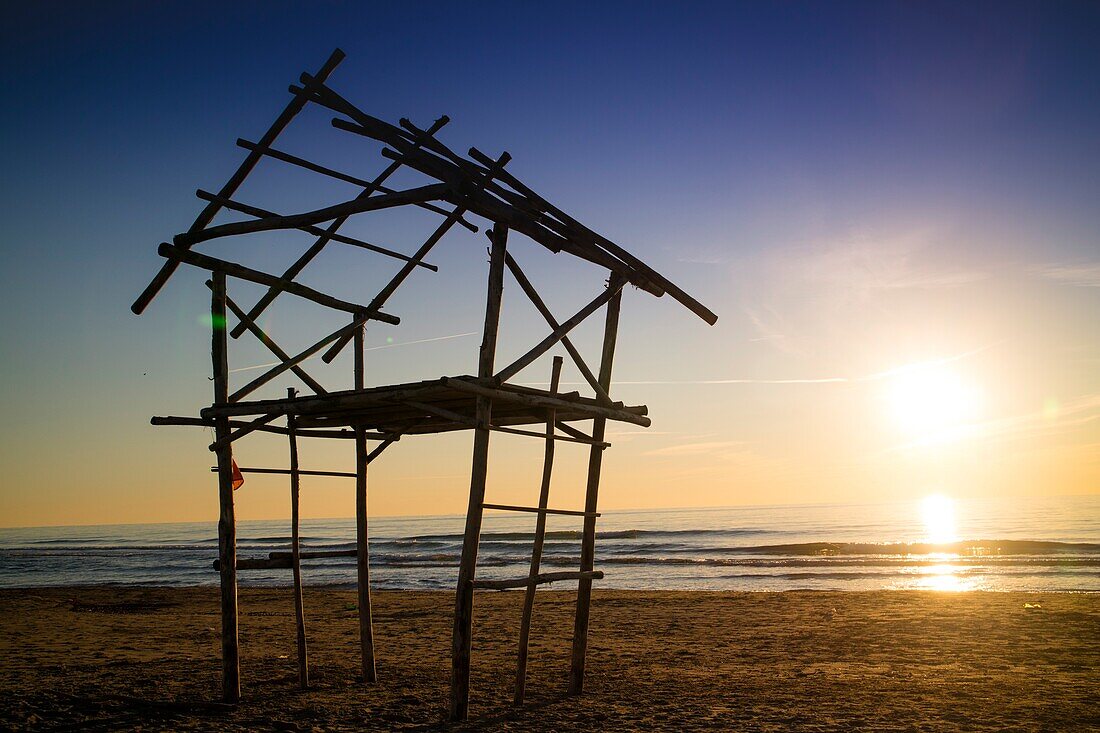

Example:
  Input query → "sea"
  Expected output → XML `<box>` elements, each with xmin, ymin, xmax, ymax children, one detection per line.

<box><xmin>1</xmin><ymin>495</ymin><xmax>1097</xmax><ymax>592</ymax></box>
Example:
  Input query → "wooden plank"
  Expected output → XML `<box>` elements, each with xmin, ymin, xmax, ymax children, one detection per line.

<box><xmin>569</xmin><ymin>275</ymin><xmax>623</xmax><ymax>694</ymax></box>
<box><xmin>493</xmin><ymin>278</ymin><xmax>625</xmax><ymax>384</ymax></box>
<box><xmin>131</xmin><ymin>49</ymin><xmax>345</xmax><ymax>315</ymax></box>
<box><xmin>450</xmin><ymin>225</ymin><xmax>507</xmax><ymax>722</ymax></box>
<box><xmin>287</xmin><ymin>390</ymin><xmax>309</xmax><ymax>689</ymax></box>
<box><xmin>353</xmin><ymin>325</ymin><xmax>377</xmax><ymax>684</ymax></box>
<box><xmin>471</xmin><ymin>570</ymin><xmax>604</xmax><ymax>591</ymax></box>
<box><xmin>210</xmin><ymin>272</ymin><xmax>240</xmax><ymax>703</ymax></box>
<box><xmin>195</xmin><ymin>190</ymin><xmax>437</xmax><ymax>270</ymax></box>
<box><xmin>158</xmin><ymin>242</ymin><xmax>399</xmax><ymax>322</ymax></box>
<box><xmin>516</xmin><ymin>356</ymin><xmax>562</xmax><ymax>703</ymax></box>
<box><xmin>174</xmin><ymin>183</ymin><xmax>450</xmax><ymax>248</ymax></box>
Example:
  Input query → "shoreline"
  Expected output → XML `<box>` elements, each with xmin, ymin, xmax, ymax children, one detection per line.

<box><xmin>3</xmin><ymin>587</ymin><xmax>1099</xmax><ymax>731</ymax></box>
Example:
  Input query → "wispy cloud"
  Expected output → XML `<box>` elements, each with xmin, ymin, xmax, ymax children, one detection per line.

<box><xmin>644</xmin><ymin>440</ymin><xmax>748</xmax><ymax>457</ymax></box>
<box><xmin>792</xmin><ymin>228</ymin><xmax>988</xmax><ymax>294</ymax></box>
<box><xmin>1038</xmin><ymin>263</ymin><xmax>1100</xmax><ymax>288</ymax></box>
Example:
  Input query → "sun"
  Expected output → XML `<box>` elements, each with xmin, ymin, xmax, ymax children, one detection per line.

<box><xmin>921</xmin><ymin>493</ymin><xmax>957</xmax><ymax>545</ymax></box>
<box><xmin>887</xmin><ymin>364</ymin><xmax>982</xmax><ymax>435</ymax></box>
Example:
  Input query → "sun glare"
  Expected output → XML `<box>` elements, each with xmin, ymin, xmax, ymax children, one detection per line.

<box><xmin>921</xmin><ymin>493</ymin><xmax>957</xmax><ymax>545</ymax></box>
<box><xmin>888</xmin><ymin>364</ymin><xmax>981</xmax><ymax>436</ymax></box>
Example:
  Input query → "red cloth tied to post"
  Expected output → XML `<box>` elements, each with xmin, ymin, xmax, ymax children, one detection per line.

<box><xmin>231</xmin><ymin>459</ymin><xmax>245</xmax><ymax>490</ymax></box>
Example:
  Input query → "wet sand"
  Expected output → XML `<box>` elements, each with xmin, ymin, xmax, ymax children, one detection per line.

<box><xmin>1</xmin><ymin>587</ymin><xmax>1097</xmax><ymax>731</ymax></box>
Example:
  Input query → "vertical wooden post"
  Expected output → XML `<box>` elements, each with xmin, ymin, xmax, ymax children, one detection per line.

<box><xmin>514</xmin><ymin>355</ymin><xmax>563</xmax><ymax>705</ymax></box>
<box><xmin>353</xmin><ymin>323</ymin><xmax>377</xmax><ymax>683</ymax></box>
<box><xmin>450</xmin><ymin>225</ymin><xmax>508</xmax><ymax>721</ymax></box>
<box><xmin>287</xmin><ymin>388</ymin><xmax>309</xmax><ymax>689</ymax></box>
<box><xmin>211</xmin><ymin>271</ymin><xmax>240</xmax><ymax>703</ymax></box>
<box><xmin>568</xmin><ymin>273</ymin><xmax>623</xmax><ymax>695</ymax></box>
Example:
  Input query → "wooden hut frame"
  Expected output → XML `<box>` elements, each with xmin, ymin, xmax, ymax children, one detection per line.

<box><xmin>133</xmin><ymin>49</ymin><xmax>716</xmax><ymax>721</ymax></box>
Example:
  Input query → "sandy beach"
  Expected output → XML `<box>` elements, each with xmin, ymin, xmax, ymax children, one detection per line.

<box><xmin>1</xmin><ymin>588</ymin><xmax>1097</xmax><ymax>731</ymax></box>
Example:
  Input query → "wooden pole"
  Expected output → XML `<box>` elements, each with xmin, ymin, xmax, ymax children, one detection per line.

<box><xmin>353</xmin><ymin>324</ymin><xmax>377</xmax><ymax>683</ymax></box>
<box><xmin>210</xmin><ymin>271</ymin><xmax>240</xmax><ymax>703</ymax></box>
<box><xmin>515</xmin><ymin>355</ymin><xmax>563</xmax><ymax>705</ymax></box>
<box><xmin>569</xmin><ymin>275</ymin><xmax>623</xmax><ymax>695</ymax></box>
<box><xmin>287</xmin><ymin>388</ymin><xmax>309</xmax><ymax>689</ymax></box>
<box><xmin>449</xmin><ymin>225</ymin><xmax>508</xmax><ymax>722</ymax></box>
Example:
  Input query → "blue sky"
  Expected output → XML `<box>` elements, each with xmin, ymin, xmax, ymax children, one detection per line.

<box><xmin>1</xmin><ymin>1</ymin><xmax>1097</xmax><ymax>526</ymax></box>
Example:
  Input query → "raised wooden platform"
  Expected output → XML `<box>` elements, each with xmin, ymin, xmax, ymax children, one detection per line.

<box><xmin>197</xmin><ymin>375</ymin><xmax>650</xmax><ymax>436</ymax></box>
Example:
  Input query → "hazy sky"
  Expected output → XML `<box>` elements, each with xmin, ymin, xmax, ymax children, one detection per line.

<box><xmin>1</xmin><ymin>1</ymin><xmax>1097</xmax><ymax>527</ymax></box>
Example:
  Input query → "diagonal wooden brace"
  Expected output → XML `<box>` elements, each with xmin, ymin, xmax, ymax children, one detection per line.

<box><xmin>227</xmin><ymin>315</ymin><xmax>370</xmax><ymax>403</ymax></box>
<box><xmin>212</xmin><ymin>284</ymin><xmax>327</xmax><ymax>395</ymax></box>
<box><xmin>504</xmin><ymin>252</ymin><xmax>612</xmax><ymax>404</ymax></box>
<box><xmin>208</xmin><ymin>412</ymin><xmax>280</xmax><ymax>451</ymax></box>
<box><xmin>493</xmin><ymin>278</ymin><xmax>626</xmax><ymax>384</ymax></box>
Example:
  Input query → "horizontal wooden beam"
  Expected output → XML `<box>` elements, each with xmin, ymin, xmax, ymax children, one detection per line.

<box><xmin>151</xmin><ymin>415</ymin><xmax>359</xmax><ymax>439</ymax></box>
<box><xmin>482</xmin><ymin>503</ymin><xmax>600</xmax><ymax>518</ymax></box>
<box><xmin>471</xmin><ymin>570</ymin><xmax>604</xmax><ymax>591</ymax></box>
<box><xmin>174</xmin><ymin>183</ymin><xmax>451</xmax><ymax>247</ymax></box>
<box><xmin>158</xmin><ymin>242</ymin><xmax>400</xmax><ymax>323</ymax></box>
<box><xmin>195</xmin><ymin>190</ymin><xmax>437</xmax><ymax>271</ymax></box>
<box><xmin>209</xmin><ymin>466</ymin><xmax>357</xmax><ymax>478</ymax></box>
<box><xmin>236</xmin><ymin>139</ymin><xmax>478</xmax><ymax>233</ymax></box>
<box><xmin>490</xmin><ymin>423</ymin><xmax>609</xmax><ymax>446</ymax></box>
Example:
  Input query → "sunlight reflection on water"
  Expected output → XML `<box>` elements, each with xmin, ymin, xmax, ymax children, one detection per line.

<box><xmin>892</xmin><ymin>559</ymin><xmax>981</xmax><ymax>591</ymax></box>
